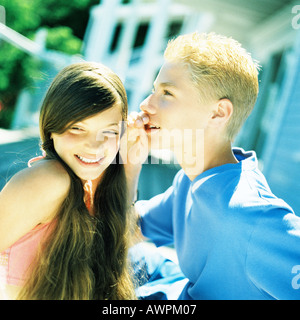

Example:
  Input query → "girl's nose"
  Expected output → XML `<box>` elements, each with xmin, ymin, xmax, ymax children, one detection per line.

<box><xmin>85</xmin><ymin>134</ymin><xmax>105</xmax><ymax>152</ymax></box>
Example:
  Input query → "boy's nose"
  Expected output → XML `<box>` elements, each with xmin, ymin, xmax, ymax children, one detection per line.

<box><xmin>140</xmin><ymin>95</ymin><xmax>156</xmax><ymax>115</ymax></box>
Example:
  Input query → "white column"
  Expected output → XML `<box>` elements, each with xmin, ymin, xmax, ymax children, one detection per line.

<box><xmin>84</xmin><ymin>0</ymin><xmax>122</xmax><ymax>63</ymax></box>
<box><xmin>129</xmin><ymin>0</ymin><xmax>172</xmax><ymax>111</ymax></box>
<box><xmin>114</xmin><ymin>0</ymin><xmax>140</xmax><ymax>81</ymax></box>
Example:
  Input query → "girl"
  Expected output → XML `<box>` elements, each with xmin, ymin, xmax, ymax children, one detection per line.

<box><xmin>0</xmin><ymin>62</ymin><xmax>137</xmax><ymax>300</ymax></box>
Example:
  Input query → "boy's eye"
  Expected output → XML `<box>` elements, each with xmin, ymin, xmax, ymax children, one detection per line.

<box><xmin>163</xmin><ymin>90</ymin><xmax>172</xmax><ymax>96</ymax></box>
<box><xmin>151</xmin><ymin>87</ymin><xmax>172</xmax><ymax>96</ymax></box>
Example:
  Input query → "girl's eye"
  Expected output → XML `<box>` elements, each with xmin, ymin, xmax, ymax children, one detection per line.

<box><xmin>69</xmin><ymin>127</ymin><xmax>84</xmax><ymax>133</ymax></box>
<box><xmin>103</xmin><ymin>131</ymin><xmax>119</xmax><ymax>136</ymax></box>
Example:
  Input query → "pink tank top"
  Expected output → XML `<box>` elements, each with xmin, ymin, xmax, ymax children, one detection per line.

<box><xmin>0</xmin><ymin>222</ymin><xmax>53</xmax><ymax>286</ymax></box>
<box><xmin>0</xmin><ymin>157</ymin><xmax>94</xmax><ymax>287</ymax></box>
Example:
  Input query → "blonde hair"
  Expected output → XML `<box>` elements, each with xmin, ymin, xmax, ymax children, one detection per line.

<box><xmin>164</xmin><ymin>32</ymin><xmax>260</xmax><ymax>140</ymax></box>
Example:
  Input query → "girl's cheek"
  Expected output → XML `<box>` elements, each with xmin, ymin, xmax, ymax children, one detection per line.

<box><xmin>106</xmin><ymin>137</ymin><xmax>120</xmax><ymax>155</ymax></box>
<box><xmin>66</xmin><ymin>134</ymin><xmax>88</xmax><ymax>148</ymax></box>
<box><xmin>55</xmin><ymin>134</ymin><xmax>81</xmax><ymax>155</ymax></box>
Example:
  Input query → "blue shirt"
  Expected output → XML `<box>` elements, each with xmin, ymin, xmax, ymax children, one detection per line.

<box><xmin>137</xmin><ymin>148</ymin><xmax>300</xmax><ymax>299</ymax></box>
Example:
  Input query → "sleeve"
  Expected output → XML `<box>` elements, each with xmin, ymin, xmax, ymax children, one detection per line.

<box><xmin>135</xmin><ymin>170</ymin><xmax>183</xmax><ymax>247</ymax></box>
<box><xmin>246</xmin><ymin>207</ymin><xmax>300</xmax><ymax>300</ymax></box>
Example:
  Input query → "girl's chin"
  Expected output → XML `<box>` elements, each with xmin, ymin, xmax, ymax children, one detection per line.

<box><xmin>66</xmin><ymin>155</ymin><xmax>116</xmax><ymax>181</ymax></box>
<box><xmin>77</xmin><ymin>170</ymin><xmax>105</xmax><ymax>182</ymax></box>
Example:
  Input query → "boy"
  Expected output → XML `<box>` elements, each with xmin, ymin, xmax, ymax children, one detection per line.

<box><xmin>129</xmin><ymin>32</ymin><xmax>300</xmax><ymax>299</ymax></box>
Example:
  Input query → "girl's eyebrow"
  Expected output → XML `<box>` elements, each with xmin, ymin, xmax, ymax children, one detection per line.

<box><xmin>76</xmin><ymin>121</ymin><xmax>120</xmax><ymax>127</ymax></box>
<box><xmin>106</xmin><ymin>122</ymin><xmax>120</xmax><ymax>127</ymax></box>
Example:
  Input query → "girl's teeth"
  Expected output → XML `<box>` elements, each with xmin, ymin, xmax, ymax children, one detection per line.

<box><xmin>77</xmin><ymin>155</ymin><xmax>101</xmax><ymax>163</ymax></box>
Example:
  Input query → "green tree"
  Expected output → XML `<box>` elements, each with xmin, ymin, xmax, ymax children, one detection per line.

<box><xmin>0</xmin><ymin>0</ymin><xmax>99</xmax><ymax>128</ymax></box>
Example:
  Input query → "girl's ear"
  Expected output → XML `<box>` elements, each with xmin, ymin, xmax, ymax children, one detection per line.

<box><xmin>209</xmin><ymin>98</ymin><xmax>233</xmax><ymax>127</ymax></box>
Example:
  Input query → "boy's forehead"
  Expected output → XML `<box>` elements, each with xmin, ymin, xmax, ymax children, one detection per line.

<box><xmin>155</xmin><ymin>62</ymin><xmax>191</xmax><ymax>86</ymax></box>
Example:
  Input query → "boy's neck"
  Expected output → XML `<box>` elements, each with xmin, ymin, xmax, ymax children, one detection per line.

<box><xmin>178</xmin><ymin>139</ymin><xmax>238</xmax><ymax>181</ymax></box>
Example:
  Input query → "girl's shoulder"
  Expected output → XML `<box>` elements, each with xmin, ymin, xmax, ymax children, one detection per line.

<box><xmin>2</xmin><ymin>159</ymin><xmax>71</xmax><ymax>204</ymax></box>
<box><xmin>0</xmin><ymin>159</ymin><xmax>71</xmax><ymax>250</ymax></box>
<box><xmin>28</xmin><ymin>158</ymin><xmax>70</xmax><ymax>182</ymax></box>
<box><xmin>23</xmin><ymin>158</ymin><xmax>69</xmax><ymax>186</ymax></box>
<box><xmin>28</xmin><ymin>158</ymin><xmax>69</xmax><ymax>179</ymax></box>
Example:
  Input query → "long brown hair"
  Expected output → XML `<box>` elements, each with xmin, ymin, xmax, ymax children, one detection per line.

<box><xmin>18</xmin><ymin>62</ymin><xmax>136</xmax><ymax>300</ymax></box>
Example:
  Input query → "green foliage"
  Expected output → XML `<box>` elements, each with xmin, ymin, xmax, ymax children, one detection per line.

<box><xmin>0</xmin><ymin>0</ymin><xmax>99</xmax><ymax>128</ymax></box>
<box><xmin>46</xmin><ymin>26</ymin><xmax>82</xmax><ymax>55</ymax></box>
<box><xmin>0</xmin><ymin>42</ymin><xmax>41</xmax><ymax>128</ymax></box>
<box><xmin>0</xmin><ymin>104</ymin><xmax>13</xmax><ymax>128</ymax></box>
<box><xmin>1</xmin><ymin>0</ymin><xmax>41</xmax><ymax>33</ymax></box>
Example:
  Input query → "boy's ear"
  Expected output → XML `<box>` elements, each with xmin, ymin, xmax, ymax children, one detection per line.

<box><xmin>209</xmin><ymin>99</ymin><xmax>233</xmax><ymax>127</ymax></box>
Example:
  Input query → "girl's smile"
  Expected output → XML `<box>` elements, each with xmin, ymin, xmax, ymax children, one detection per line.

<box><xmin>74</xmin><ymin>154</ymin><xmax>105</xmax><ymax>166</ymax></box>
<box><xmin>51</xmin><ymin>106</ymin><xmax>122</xmax><ymax>182</ymax></box>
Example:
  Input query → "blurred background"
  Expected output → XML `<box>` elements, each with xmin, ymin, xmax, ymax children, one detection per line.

<box><xmin>0</xmin><ymin>0</ymin><xmax>299</xmax><ymax>214</ymax></box>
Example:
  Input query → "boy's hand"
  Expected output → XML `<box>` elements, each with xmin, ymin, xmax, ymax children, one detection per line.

<box><xmin>120</xmin><ymin>112</ymin><xmax>149</xmax><ymax>203</ymax></box>
<box><xmin>120</xmin><ymin>111</ymin><xmax>150</xmax><ymax>167</ymax></box>
<box><xmin>127</xmin><ymin>111</ymin><xmax>150</xmax><ymax>130</ymax></box>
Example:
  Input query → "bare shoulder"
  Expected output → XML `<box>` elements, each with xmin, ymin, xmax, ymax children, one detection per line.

<box><xmin>6</xmin><ymin>159</ymin><xmax>71</xmax><ymax>197</ymax></box>
<box><xmin>0</xmin><ymin>159</ymin><xmax>71</xmax><ymax>250</ymax></box>
<box><xmin>0</xmin><ymin>159</ymin><xmax>71</xmax><ymax>224</ymax></box>
<box><xmin>29</xmin><ymin>159</ymin><xmax>71</xmax><ymax>190</ymax></box>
